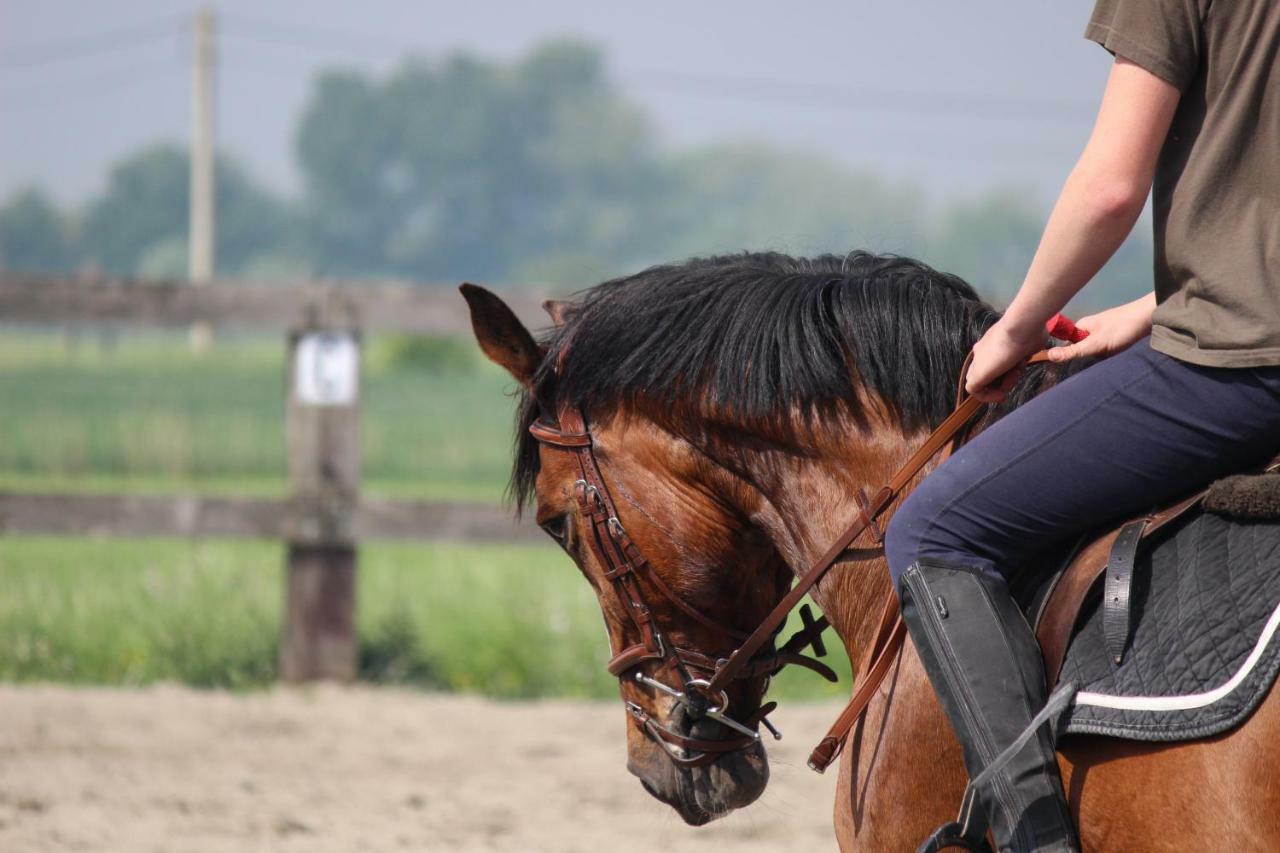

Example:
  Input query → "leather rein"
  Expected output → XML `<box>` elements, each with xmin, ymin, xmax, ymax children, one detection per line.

<box><xmin>529</xmin><ymin>351</ymin><xmax>1052</xmax><ymax>772</ymax></box>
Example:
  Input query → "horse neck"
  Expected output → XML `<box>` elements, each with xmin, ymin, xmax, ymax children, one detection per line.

<box><xmin>715</xmin><ymin>412</ymin><xmax>926</xmax><ymax>663</ymax></box>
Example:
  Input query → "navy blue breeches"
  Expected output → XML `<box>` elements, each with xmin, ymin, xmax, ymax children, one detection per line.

<box><xmin>884</xmin><ymin>338</ymin><xmax>1280</xmax><ymax>588</ymax></box>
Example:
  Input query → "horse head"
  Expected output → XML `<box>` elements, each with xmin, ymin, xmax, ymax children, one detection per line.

<box><xmin>460</xmin><ymin>253</ymin><xmax>1017</xmax><ymax>825</ymax></box>
<box><xmin>462</xmin><ymin>281</ymin><xmax>791</xmax><ymax>824</ymax></box>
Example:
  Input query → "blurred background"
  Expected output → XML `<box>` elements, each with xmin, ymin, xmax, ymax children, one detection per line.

<box><xmin>0</xmin><ymin>2</ymin><xmax>1146</xmax><ymax>850</ymax></box>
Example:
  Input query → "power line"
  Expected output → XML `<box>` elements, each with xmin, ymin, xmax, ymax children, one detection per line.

<box><xmin>220</xmin><ymin>13</ymin><xmax>1096</xmax><ymax>122</ymax></box>
<box><xmin>211</xmin><ymin>58</ymin><xmax>1079</xmax><ymax>168</ymax></box>
<box><xmin>0</xmin><ymin>9</ymin><xmax>1095</xmax><ymax>164</ymax></box>
<box><xmin>0</xmin><ymin>17</ymin><xmax>180</xmax><ymax>70</ymax></box>
<box><xmin>0</xmin><ymin>58</ymin><xmax>183</xmax><ymax>111</ymax></box>
<box><xmin>221</xmin><ymin>13</ymin><xmax>410</xmax><ymax>57</ymax></box>
<box><xmin>624</xmin><ymin>70</ymin><xmax>1096</xmax><ymax>122</ymax></box>
<box><xmin>2</xmin><ymin>12</ymin><xmax>1097</xmax><ymax>123</ymax></box>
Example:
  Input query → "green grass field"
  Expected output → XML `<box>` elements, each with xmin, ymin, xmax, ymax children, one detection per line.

<box><xmin>0</xmin><ymin>330</ymin><xmax>517</xmax><ymax>501</ymax></box>
<box><xmin>0</xmin><ymin>536</ymin><xmax>852</xmax><ymax>699</ymax></box>
<box><xmin>0</xmin><ymin>331</ymin><xmax>854</xmax><ymax>700</ymax></box>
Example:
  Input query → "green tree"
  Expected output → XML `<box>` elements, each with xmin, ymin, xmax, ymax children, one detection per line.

<box><xmin>80</xmin><ymin>143</ymin><xmax>297</xmax><ymax>277</ymax></box>
<box><xmin>0</xmin><ymin>188</ymin><xmax>76</xmax><ymax>273</ymax></box>
<box><xmin>296</xmin><ymin>40</ymin><xmax>664</xmax><ymax>283</ymax></box>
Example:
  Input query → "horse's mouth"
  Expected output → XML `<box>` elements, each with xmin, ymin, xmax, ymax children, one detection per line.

<box><xmin>639</xmin><ymin>776</ymin><xmax>717</xmax><ymax>826</ymax></box>
<box><xmin>630</xmin><ymin>711</ymin><xmax>770</xmax><ymax>825</ymax></box>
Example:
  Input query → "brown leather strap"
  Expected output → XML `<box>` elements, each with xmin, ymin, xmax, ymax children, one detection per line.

<box><xmin>1102</xmin><ymin>518</ymin><xmax>1148</xmax><ymax>665</ymax></box>
<box><xmin>674</xmin><ymin>646</ymin><xmax>839</xmax><ymax>683</ymax></box>
<box><xmin>955</xmin><ymin>349</ymin><xmax>975</xmax><ymax>408</ymax></box>
<box><xmin>557</xmin><ymin>401</ymin><xmax>749</xmax><ymax>669</ymax></box>
<box><xmin>607</xmin><ymin>643</ymin><xmax>661</xmax><ymax>677</ymax></box>
<box><xmin>854</xmin><ymin>488</ymin><xmax>885</xmax><ymax>544</ymax></box>
<box><xmin>528</xmin><ymin>420</ymin><xmax>591</xmax><ymax>447</ymax></box>
<box><xmin>808</xmin><ymin>593</ymin><xmax>906</xmax><ymax>772</ymax></box>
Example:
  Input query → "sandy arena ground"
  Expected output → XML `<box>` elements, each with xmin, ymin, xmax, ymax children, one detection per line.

<box><xmin>0</xmin><ymin>685</ymin><xmax>844</xmax><ymax>852</ymax></box>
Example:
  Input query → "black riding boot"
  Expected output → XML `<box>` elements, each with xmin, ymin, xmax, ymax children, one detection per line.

<box><xmin>898</xmin><ymin>560</ymin><xmax>1080</xmax><ymax>853</ymax></box>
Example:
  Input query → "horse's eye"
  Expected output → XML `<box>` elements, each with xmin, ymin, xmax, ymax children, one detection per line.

<box><xmin>539</xmin><ymin>515</ymin><xmax>568</xmax><ymax>543</ymax></box>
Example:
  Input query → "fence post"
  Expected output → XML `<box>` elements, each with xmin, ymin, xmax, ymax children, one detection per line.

<box><xmin>280</xmin><ymin>291</ymin><xmax>361</xmax><ymax>681</ymax></box>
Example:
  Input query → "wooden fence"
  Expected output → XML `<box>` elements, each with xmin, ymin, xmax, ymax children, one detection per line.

<box><xmin>0</xmin><ymin>271</ymin><xmax>545</xmax><ymax>333</ymax></box>
<box><xmin>0</xmin><ymin>272</ymin><xmax>545</xmax><ymax>681</ymax></box>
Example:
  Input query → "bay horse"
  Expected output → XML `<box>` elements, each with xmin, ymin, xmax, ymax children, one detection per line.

<box><xmin>462</xmin><ymin>252</ymin><xmax>1280</xmax><ymax>850</ymax></box>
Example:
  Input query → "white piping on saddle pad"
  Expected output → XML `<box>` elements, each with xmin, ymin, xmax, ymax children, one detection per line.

<box><xmin>1074</xmin><ymin>597</ymin><xmax>1280</xmax><ymax>712</ymax></box>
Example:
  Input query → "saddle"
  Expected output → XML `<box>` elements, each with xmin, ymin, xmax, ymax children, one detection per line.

<box><xmin>1024</xmin><ymin>460</ymin><xmax>1280</xmax><ymax>741</ymax></box>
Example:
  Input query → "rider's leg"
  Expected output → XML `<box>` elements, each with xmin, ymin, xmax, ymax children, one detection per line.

<box><xmin>887</xmin><ymin>336</ymin><xmax>1280</xmax><ymax>584</ymax></box>
<box><xmin>884</xmin><ymin>337</ymin><xmax>1280</xmax><ymax>852</ymax></box>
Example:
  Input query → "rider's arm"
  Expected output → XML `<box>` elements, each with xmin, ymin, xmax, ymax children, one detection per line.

<box><xmin>965</xmin><ymin>57</ymin><xmax>1181</xmax><ymax>400</ymax></box>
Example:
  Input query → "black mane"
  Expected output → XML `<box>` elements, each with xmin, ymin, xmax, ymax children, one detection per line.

<box><xmin>511</xmin><ymin>251</ymin><xmax>1060</xmax><ymax>509</ymax></box>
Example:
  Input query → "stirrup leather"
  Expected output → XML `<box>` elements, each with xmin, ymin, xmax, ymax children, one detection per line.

<box><xmin>918</xmin><ymin>816</ymin><xmax>994</xmax><ymax>852</ymax></box>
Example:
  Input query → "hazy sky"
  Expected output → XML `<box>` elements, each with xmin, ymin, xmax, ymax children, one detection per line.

<box><xmin>2</xmin><ymin>2</ymin><xmax>1111</xmax><ymax>209</ymax></box>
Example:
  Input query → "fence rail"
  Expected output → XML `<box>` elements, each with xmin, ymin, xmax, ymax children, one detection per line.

<box><xmin>0</xmin><ymin>493</ymin><xmax>539</xmax><ymax>543</ymax></box>
<box><xmin>0</xmin><ymin>272</ymin><xmax>546</xmax><ymax>334</ymax></box>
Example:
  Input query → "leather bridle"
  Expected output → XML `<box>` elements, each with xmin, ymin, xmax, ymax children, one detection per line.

<box><xmin>529</xmin><ymin>400</ymin><xmax>835</xmax><ymax>767</ymax></box>
<box><xmin>529</xmin><ymin>351</ymin><xmax>1053</xmax><ymax>773</ymax></box>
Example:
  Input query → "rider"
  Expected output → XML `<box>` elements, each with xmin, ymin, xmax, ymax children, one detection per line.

<box><xmin>884</xmin><ymin>2</ymin><xmax>1280</xmax><ymax>851</ymax></box>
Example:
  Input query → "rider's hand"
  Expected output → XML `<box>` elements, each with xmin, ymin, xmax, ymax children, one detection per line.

<box><xmin>1046</xmin><ymin>293</ymin><xmax>1155</xmax><ymax>364</ymax></box>
<box><xmin>965</xmin><ymin>319</ymin><xmax>1044</xmax><ymax>403</ymax></box>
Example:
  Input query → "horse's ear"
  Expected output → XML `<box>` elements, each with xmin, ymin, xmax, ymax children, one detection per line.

<box><xmin>459</xmin><ymin>283</ymin><xmax>541</xmax><ymax>387</ymax></box>
<box><xmin>542</xmin><ymin>298</ymin><xmax>574</xmax><ymax>327</ymax></box>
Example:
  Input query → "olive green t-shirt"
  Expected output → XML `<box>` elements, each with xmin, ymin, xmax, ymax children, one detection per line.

<box><xmin>1086</xmin><ymin>0</ymin><xmax>1280</xmax><ymax>367</ymax></box>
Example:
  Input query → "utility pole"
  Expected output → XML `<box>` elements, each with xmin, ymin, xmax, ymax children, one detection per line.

<box><xmin>189</xmin><ymin>8</ymin><xmax>216</xmax><ymax>285</ymax></box>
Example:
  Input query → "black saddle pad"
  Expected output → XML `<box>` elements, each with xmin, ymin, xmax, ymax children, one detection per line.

<box><xmin>1052</xmin><ymin>507</ymin><xmax>1280</xmax><ymax>741</ymax></box>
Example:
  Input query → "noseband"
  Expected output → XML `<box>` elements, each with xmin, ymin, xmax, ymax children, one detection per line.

<box><xmin>529</xmin><ymin>400</ymin><xmax>835</xmax><ymax>767</ymax></box>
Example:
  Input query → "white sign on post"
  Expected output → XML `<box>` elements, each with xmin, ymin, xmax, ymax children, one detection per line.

<box><xmin>295</xmin><ymin>332</ymin><xmax>359</xmax><ymax>406</ymax></box>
